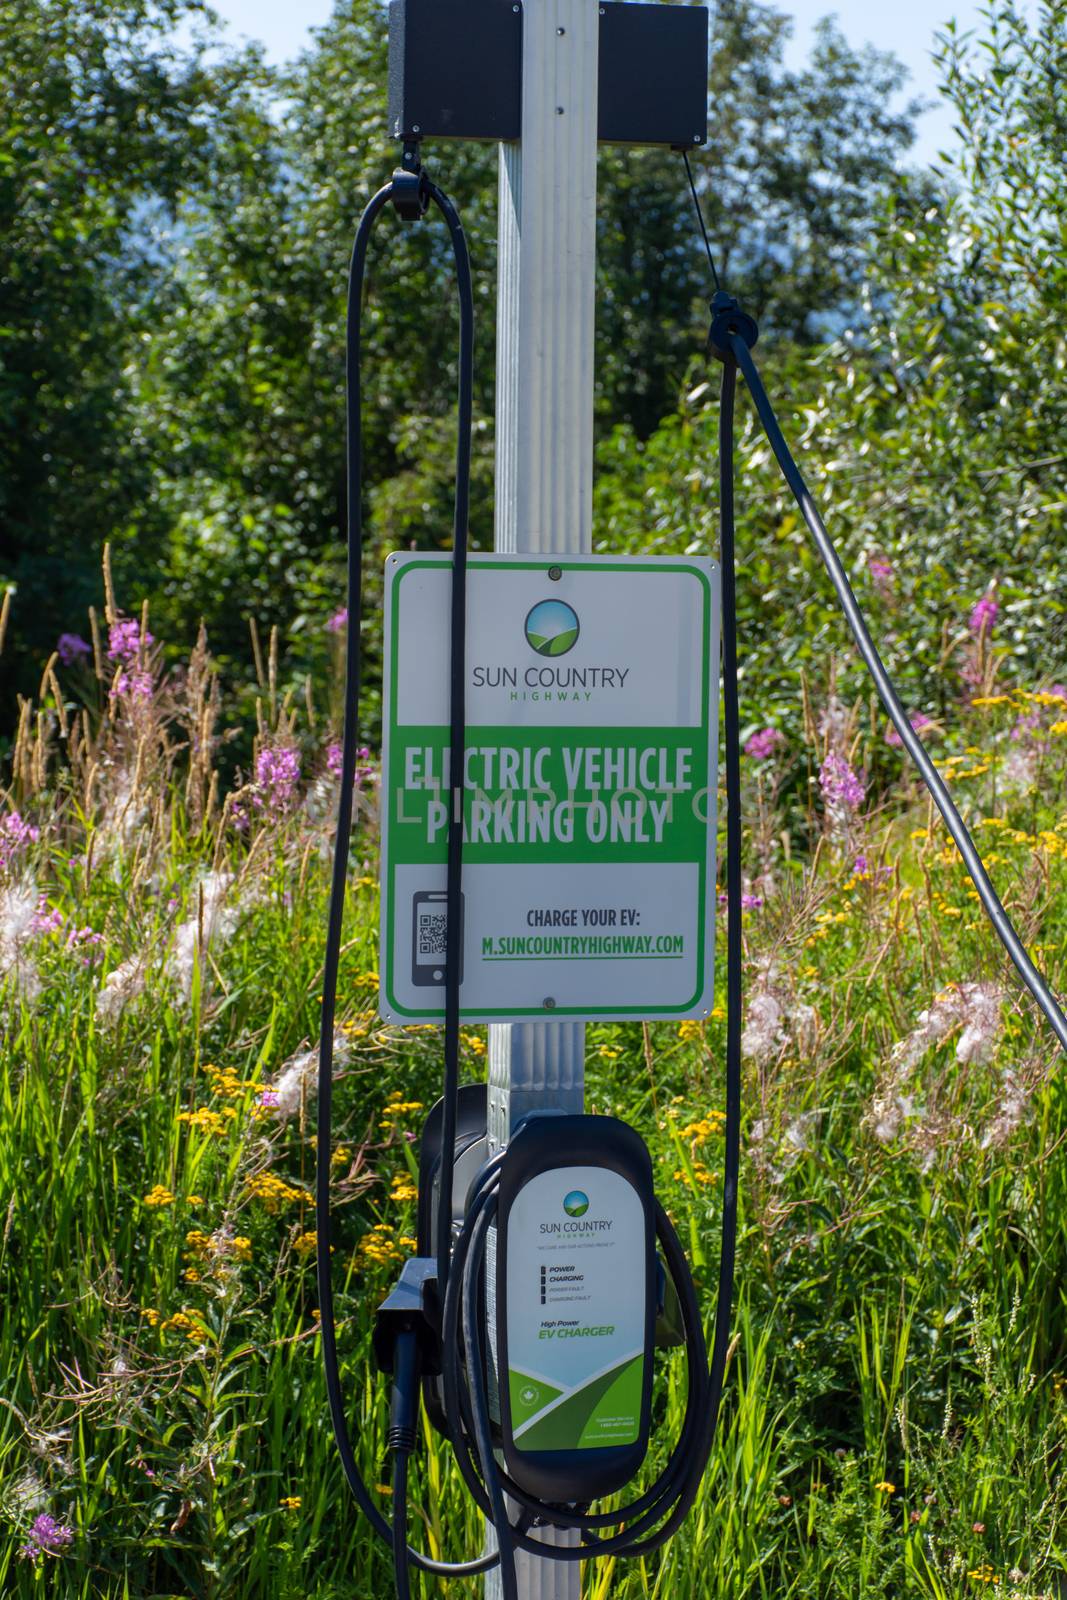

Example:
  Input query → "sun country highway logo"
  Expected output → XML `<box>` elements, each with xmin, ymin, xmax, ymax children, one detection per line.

<box><xmin>563</xmin><ymin>1190</ymin><xmax>589</xmax><ymax>1217</ymax></box>
<box><xmin>470</xmin><ymin>596</ymin><xmax>630</xmax><ymax>699</ymax></box>
<box><xmin>525</xmin><ymin>599</ymin><xmax>580</xmax><ymax>657</ymax></box>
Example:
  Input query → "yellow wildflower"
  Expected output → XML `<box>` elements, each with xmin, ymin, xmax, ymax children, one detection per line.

<box><xmin>966</xmin><ymin>1565</ymin><xmax>999</xmax><ymax>1585</ymax></box>
<box><xmin>358</xmin><ymin>1223</ymin><xmax>405</xmax><ymax>1268</ymax></box>
<box><xmin>677</xmin><ymin>1019</ymin><xmax>703</xmax><ymax>1042</ymax></box>
<box><xmin>355</xmin><ymin>969</ymin><xmax>380</xmax><ymax>989</ymax></box>
<box><xmin>674</xmin><ymin>1163</ymin><xmax>719</xmax><ymax>1187</ymax></box>
<box><xmin>188</xmin><ymin>1194</ymin><xmax>204</xmax><ymax>1207</ymax></box>
<box><xmin>460</xmin><ymin>1030</ymin><xmax>487</xmax><ymax>1056</ymax></box>
<box><xmin>874</xmin><ymin>1481</ymin><xmax>896</xmax><ymax>1494</ymax></box>
<box><xmin>680</xmin><ymin>1113</ymin><xmax>725</xmax><ymax>1142</ymax></box>
<box><xmin>598</xmin><ymin>1046</ymin><xmax>620</xmax><ymax>1060</ymax></box>
<box><xmin>1051</xmin><ymin>720</ymin><xmax>1067</xmax><ymax>737</ymax></box>
<box><xmin>159</xmin><ymin>1308</ymin><xmax>210</xmax><ymax>1341</ymax></box>
<box><xmin>390</xmin><ymin>1173</ymin><xmax>419</xmax><ymax>1204</ymax></box>
<box><xmin>293</xmin><ymin>1232</ymin><xmax>318</xmax><ymax>1258</ymax></box>
<box><xmin>246</xmin><ymin>1172</ymin><xmax>305</xmax><ymax>1213</ymax></box>
<box><xmin>231</xmin><ymin>1236</ymin><xmax>252</xmax><ymax>1262</ymax></box>
<box><xmin>379</xmin><ymin>1094</ymin><xmax>424</xmax><ymax>1129</ymax></box>
<box><xmin>970</xmin><ymin>695</ymin><xmax>1012</xmax><ymax>707</ymax></box>
<box><xmin>279</xmin><ymin>1496</ymin><xmax>302</xmax><ymax>1512</ymax></box>
<box><xmin>204</xmin><ymin>1063</ymin><xmax>249</xmax><ymax>1098</ymax></box>
<box><xmin>341</xmin><ymin>1009</ymin><xmax>376</xmax><ymax>1038</ymax></box>
<box><xmin>144</xmin><ymin>1185</ymin><xmax>175</xmax><ymax>1208</ymax></box>
<box><xmin>178</xmin><ymin>1107</ymin><xmax>230</xmax><ymax>1137</ymax></box>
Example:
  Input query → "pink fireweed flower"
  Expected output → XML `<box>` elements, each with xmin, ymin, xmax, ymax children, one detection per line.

<box><xmin>717</xmin><ymin>890</ymin><xmax>764</xmax><ymax>911</ymax></box>
<box><xmin>0</xmin><ymin>811</ymin><xmax>39</xmax><ymax>870</ymax></box>
<box><xmin>327</xmin><ymin>742</ymin><xmax>375</xmax><ymax>784</ymax></box>
<box><xmin>744</xmin><ymin>727</ymin><xmax>784</xmax><ymax>761</ymax></box>
<box><xmin>1011</xmin><ymin>709</ymin><xmax>1042</xmax><ymax>741</ymax></box>
<box><xmin>110</xmin><ymin>667</ymin><xmax>154</xmax><ymax>702</ymax></box>
<box><xmin>886</xmin><ymin>711</ymin><xmax>934</xmax><ymax>748</ymax></box>
<box><xmin>969</xmin><ymin>593</ymin><xmax>998</xmax><ymax>636</ymax></box>
<box><xmin>868</xmin><ymin>555</ymin><xmax>894</xmax><ymax>601</ymax></box>
<box><xmin>326</xmin><ymin>608</ymin><xmax>348</xmax><ymax>633</ymax></box>
<box><xmin>32</xmin><ymin>898</ymin><xmax>64</xmax><ymax>936</ymax></box>
<box><xmin>107</xmin><ymin>617</ymin><xmax>153</xmax><ymax>663</ymax></box>
<box><xmin>18</xmin><ymin>1512</ymin><xmax>74</xmax><ymax>1560</ymax></box>
<box><xmin>56</xmin><ymin>632</ymin><xmax>91</xmax><ymax>666</ymax></box>
<box><xmin>819</xmin><ymin>753</ymin><xmax>865</xmax><ymax>812</ymax></box>
<box><xmin>254</xmin><ymin>745</ymin><xmax>301</xmax><ymax>812</ymax></box>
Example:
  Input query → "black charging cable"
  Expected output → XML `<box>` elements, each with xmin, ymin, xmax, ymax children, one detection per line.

<box><xmin>683</xmin><ymin>151</ymin><xmax>1066</xmax><ymax>1053</ymax></box>
<box><xmin>316</xmin><ymin>163</ymin><xmax>496</xmax><ymax>1587</ymax></box>
<box><xmin>710</xmin><ymin>303</ymin><xmax>1067</xmax><ymax>1057</ymax></box>
<box><xmin>412</xmin><ymin>348</ymin><xmax>749</xmax><ymax>1581</ymax></box>
<box><xmin>316</xmin><ymin>157</ymin><xmax>751</xmax><ymax>1597</ymax></box>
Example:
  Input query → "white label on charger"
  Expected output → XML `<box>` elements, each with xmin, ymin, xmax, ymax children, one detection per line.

<box><xmin>505</xmin><ymin>1165</ymin><xmax>645</xmax><ymax>1451</ymax></box>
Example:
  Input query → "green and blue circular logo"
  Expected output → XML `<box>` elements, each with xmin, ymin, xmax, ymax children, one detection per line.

<box><xmin>525</xmin><ymin>599</ymin><xmax>580</xmax><ymax>658</ymax></box>
<box><xmin>563</xmin><ymin>1190</ymin><xmax>589</xmax><ymax>1217</ymax></box>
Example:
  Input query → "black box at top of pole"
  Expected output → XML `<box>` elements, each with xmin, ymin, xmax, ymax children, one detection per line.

<box><xmin>387</xmin><ymin>0</ymin><xmax>709</xmax><ymax>150</ymax></box>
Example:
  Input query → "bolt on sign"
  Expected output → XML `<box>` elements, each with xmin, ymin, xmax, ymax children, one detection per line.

<box><xmin>378</xmin><ymin>553</ymin><xmax>720</xmax><ymax>1022</ymax></box>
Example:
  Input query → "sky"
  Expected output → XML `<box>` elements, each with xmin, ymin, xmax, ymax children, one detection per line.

<box><xmin>206</xmin><ymin>0</ymin><xmax>1008</xmax><ymax>167</ymax></box>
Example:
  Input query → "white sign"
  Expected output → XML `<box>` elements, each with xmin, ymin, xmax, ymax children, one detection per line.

<box><xmin>379</xmin><ymin>554</ymin><xmax>720</xmax><ymax>1023</ymax></box>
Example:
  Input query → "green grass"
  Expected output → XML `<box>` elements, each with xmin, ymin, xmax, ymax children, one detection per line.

<box><xmin>2</xmin><ymin>621</ymin><xmax>1067</xmax><ymax>1597</ymax></box>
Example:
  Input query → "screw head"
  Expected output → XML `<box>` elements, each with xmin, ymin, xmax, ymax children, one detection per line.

<box><xmin>412</xmin><ymin>124</ymin><xmax>420</xmax><ymax>133</ymax></box>
<box><xmin>543</xmin><ymin>997</ymin><xmax>556</xmax><ymax>1011</ymax></box>
<box><xmin>556</xmin><ymin>24</ymin><xmax>565</xmax><ymax>33</ymax></box>
<box><xmin>556</xmin><ymin>105</ymin><xmax>564</xmax><ymax>115</ymax></box>
<box><xmin>548</xmin><ymin>565</ymin><xmax>562</xmax><ymax>581</ymax></box>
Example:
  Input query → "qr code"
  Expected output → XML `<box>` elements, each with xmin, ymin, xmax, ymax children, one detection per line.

<box><xmin>418</xmin><ymin>914</ymin><xmax>448</xmax><ymax>956</ymax></box>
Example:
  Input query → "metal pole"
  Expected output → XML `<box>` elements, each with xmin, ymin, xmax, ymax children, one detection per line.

<box><xmin>487</xmin><ymin>0</ymin><xmax>598</xmax><ymax>1594</ymax></box>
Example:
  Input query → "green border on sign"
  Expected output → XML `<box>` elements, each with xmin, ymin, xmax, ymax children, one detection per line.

<box><xmin>381</xmin><ymin>556</ymin><xmax>716</xmax><ymax>1021</ymax></box>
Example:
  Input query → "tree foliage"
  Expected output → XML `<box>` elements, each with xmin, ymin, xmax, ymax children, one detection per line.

<box><xmin>2</xmin><ymin>0</ymin><xmax>927</xmax><ymax>722</ymax></box>
<box><xmin>595</xmin><ymin>0</ymin><xmax>1067</xmax><ymax>733</ymax></box>
<box><xmin>0</xmin><ymin>0</ymin><xmax>265</xmax><ymax>704</ymax></box>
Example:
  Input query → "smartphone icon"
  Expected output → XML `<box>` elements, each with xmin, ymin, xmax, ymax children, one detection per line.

<box><xmin>411</xmin><ymin>890</ymin><xmax>464</xmax><ymax>987</ymax></box>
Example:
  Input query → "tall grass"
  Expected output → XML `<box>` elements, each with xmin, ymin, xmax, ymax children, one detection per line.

<box><xmin>2</xmin><ymin>585</ymin><xmax>1067</xmax><ymax>1596</ymax></box>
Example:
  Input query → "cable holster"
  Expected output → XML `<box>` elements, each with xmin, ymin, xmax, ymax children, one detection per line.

<box><xmin>373</xmin><ymin>1257</ymin><xmax>443</xmax><ymax>1379</ymax></box>
<box><xmin>708</xmin><ymin>289</ymin><xmax>758</xmax><ymax>364</ymax></box>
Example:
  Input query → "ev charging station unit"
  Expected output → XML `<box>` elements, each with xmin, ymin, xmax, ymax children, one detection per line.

<box><xmin>315</xmin><ymin>3</ymin><xmax>1067</xmax><ymax>1596</ymax></box>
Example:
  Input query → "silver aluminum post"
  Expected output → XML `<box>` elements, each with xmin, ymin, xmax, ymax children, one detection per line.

<box><xmin>486</xmin><ymin>0</ymin><xmax>598</xmax><ymax>1595</ymax></box>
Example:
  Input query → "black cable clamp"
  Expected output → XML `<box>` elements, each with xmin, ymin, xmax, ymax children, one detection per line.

<box><xmin>391</xmin><ymin>140</ymin><xmax>430</xmax><ymax>221</ymax></box>
<box><xmin>708</xmin><ymin>290</ymin><xmax>758</xmax><ymax>365</ymax></box>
